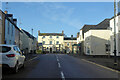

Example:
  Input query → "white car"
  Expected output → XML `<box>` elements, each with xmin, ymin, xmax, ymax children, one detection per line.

<box><xmin>0</xmin><ymin>44</ymin><xmax>25</xmax><ymax>73</ymax></box>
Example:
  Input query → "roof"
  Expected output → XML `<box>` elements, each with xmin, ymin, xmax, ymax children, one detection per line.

<box><xmin>0</xmin><ymin>10</ymin><xmax>23</xmax><ymax>33</ymax></box>
<box><xmin>81</xmin><ymin>19</ymin><xmax>110</xmax><ymax>38</ymax></box>
<box><xmin>22</xmin><ymin>29</ymin><xmax>36</xmax><ymax>40</ymax></box>
<box><xmin>81</xmin><ymin>19</ymin><xmax>110</xmax><ymax>32</ymax></box>
<box><xmin>39</xmin><ymin>33</ymin><xmax>64</xmax><ymax>36</ymax></box>
<box><xmin>5</xmin><ymin>16</ymin><xmax>22</xmax><ymax>33</ymax></box>
<box><xmin>110</xmin><ymin>12</ymin><xmax>120</xmax><ymax>20</ymax></box>
<box><xmin>64</xmin><ymin>37</ymin><xmax>77</xmax><ymax>40</ymax></box>
<box><xmin>95</xmin><ymin>19</ymin><xmax>110</xmax><ymax>29</ymax></box>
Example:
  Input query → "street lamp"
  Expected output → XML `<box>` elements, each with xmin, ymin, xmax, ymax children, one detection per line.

<box><xmin>113</xmin><ymin>0</ymin><xmax>117</xmax><ymax>65</ymax></box>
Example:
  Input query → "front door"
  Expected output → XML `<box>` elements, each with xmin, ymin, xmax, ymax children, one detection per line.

<box><xmin>50</xmin><ymin>48</ymin><xmax>52</xmax><ymax>53</ymax></box>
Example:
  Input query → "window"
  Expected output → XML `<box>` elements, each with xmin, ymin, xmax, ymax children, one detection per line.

<box><xmin>56</xmin><ymin>41</ymin><xmax>59</xmax><ymax>45</ymax></box>
<box><xmin>50</xmin><ymin>41</ymin><xmax>52</xmax><ymax>45</ymax></box>
<box><xmin>56</xmin><ymin>36</ymin><xmax>59</xmax><ymax>38</ymax></box>
<box><xmin>67</xmin><ymin>43</ymin><xmax>69</xmax><ymax>46</ymax></box>
<box><xmin>105</xmin><ymin>44</ymin><xmax>110</xmax><ymax>52</ymax></box>
<box><xmin>42</xmin><ymin>36</ymin><xmax>45</xmax><ymax>39</ymax></box>
<box><xmin>13</xmin><ymin>46</ymin><xmax>18</xmax><ymax>52</ymax></box>
<box><xmin>0</xmin><ymin>46</ymin><xmax>11</xmax><ymax>53</ymax></box>
<box><xmin>50</xmin><ymin>36</ymin><xmax>52</xmax><ymax>38</ymax></box>
<box><xmin>43</xmin><ymin>41</ymin><xmax>45</xmax><ymax>45</ymax></box>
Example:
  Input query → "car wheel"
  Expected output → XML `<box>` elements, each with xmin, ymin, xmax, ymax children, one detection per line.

<box><xmin>12</xmin><ymin>61</ymin><xmax>19</xmax><ymax>73</ymax></box>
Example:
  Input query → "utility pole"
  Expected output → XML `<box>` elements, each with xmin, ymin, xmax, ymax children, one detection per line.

<box><xmin>113</xmin><ymin>0</ymin><xmax>117</xmax><ymax>65</ymax></box>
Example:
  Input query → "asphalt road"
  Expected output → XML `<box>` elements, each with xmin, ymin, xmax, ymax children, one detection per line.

<box><xmin>2</xmin><ymin>54</ymin><xmax>120</xmax><ymax>79</ymax></box>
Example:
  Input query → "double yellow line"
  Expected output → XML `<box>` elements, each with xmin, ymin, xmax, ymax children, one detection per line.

<box><xmin>81</xmin><ymin>59</ymin><xmax>120</xmax><ymax>73</ymax></box>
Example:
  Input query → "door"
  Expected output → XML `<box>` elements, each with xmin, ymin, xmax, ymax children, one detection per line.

<box><xmin>16</xmin><ymin>47</ymin><xmax>25</xmax><ymax>65</ymax></box>
<box><xmin>50</xmin><ymin>48</ymin><xmax>52</xmax><ymax>53</ymax></box>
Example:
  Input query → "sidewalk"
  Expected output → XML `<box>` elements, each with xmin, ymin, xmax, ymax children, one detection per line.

<box><xmin>24</xmin><ymin>53</ymin><xmax>38</xmax><ymax>61</ymax></box>
<box><xmin>69</xmin><ymin>53</ymin><xmax>120</xmax><ymax>71</ymax></box>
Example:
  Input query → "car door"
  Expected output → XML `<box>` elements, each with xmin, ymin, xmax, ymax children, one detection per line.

<box><xmin>13</xmin><ymin>46</ymin><xmax>21</xmax><ymax>65</ymax></box>
<box><xmin>16</xmin><ymin>47</ymin><xmax>25</xmax><ymax>65</ymax></box>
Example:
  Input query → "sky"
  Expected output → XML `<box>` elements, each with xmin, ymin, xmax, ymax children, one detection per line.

<box><xmin>2</xmin><ymin>2</ymin><xmax>115</xmax><ymax>37</ymax></box>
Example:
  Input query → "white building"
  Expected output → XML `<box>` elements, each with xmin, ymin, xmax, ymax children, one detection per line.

<box><xmin>21</xmin><ymin>29</ymin><xmax>37</xmax><ymax>54</ymax></box>
<box><xmin>77</xmin><ymin>29</ymin><xmax>84</xmax><ymax>55</ymax></box>
<box><xmin>38</xmin><ymin>30</ymin><xmax>64</xmax><ymax>53</ymax></box>
<box><xmin>80</xmin><ymin>19</ymin><xmax>110</xmax><ymax>55</ymax></box>
<box><xmin>84</xmin><ymin>30</ymin><xmax>110</xmax><ymax>55</ymax></box>
<box><xmin>110</xmin><ymin>13</ymin><xmax>120</xmax><ymax>56</ymax></box>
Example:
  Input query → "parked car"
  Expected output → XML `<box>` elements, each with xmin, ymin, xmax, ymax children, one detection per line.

<box><xmin>0</xmin><ymin>44</ymin><xmax>25</xmax><ymax>73</ymax></box>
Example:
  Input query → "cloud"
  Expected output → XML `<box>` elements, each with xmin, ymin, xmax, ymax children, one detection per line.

<box><xmin>38</xmin><ymin>3</ymin><xmax>82</xmax><ymax>29</ymax></box>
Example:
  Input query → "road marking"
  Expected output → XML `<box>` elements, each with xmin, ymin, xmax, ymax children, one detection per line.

<box><xmin>58</xmin><ymin>62</ymin><xmax>61</xmax><ymax>68</ymax></box>
<box><xmin>27</xmin><ymin>56</ymin><xmax>38</xmax><ymax>62</ymax></box>
<box><xmin>61</xmin><ymin>71</ymin><xmax>65</xmax><ymax>80</ymax></box>
<box><xmin>57</xmin><ymin>58</ymin><xmax>59</xmax><ymax>62</ymax></box>
<box><xmin>81</xmin><ymin>59</ymin><xmax>120</xmax><ymax>73</ymax></box>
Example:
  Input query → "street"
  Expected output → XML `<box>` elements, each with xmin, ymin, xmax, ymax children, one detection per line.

<box><xmin>2</xmin><ymin>54</ymin><xmax>119</xmax><ymax>79</ymax></box>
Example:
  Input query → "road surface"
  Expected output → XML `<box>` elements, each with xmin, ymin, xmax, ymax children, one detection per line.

<box><xmin>2</xmin><ymin>54</ymin><xmax>120</xmax><ymax>79</ymax></box>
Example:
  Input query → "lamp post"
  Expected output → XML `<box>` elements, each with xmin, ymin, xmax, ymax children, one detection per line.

<box><xmin>113</xmin><ymin>0</ymin><xmax>117</xmax><ymax>65</ymax></box>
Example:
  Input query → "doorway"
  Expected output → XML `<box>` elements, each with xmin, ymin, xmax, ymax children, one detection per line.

<box><xmin>50</xmin><ymin>48</ymin><xmax>52</xmax><ymax>53</ymax></box>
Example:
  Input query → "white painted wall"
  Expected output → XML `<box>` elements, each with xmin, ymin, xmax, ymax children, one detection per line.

<box><xmin>84</xmin><ymin>30</ymin><xmax>110</xmax><ymax>55</ymax></box>
<box><xmin>0</xmin><ymin>16</ymin><xmax>2</xmax><ymax>44</ymax></box>
<box><xmin>110</xmin><ymin>15</ymin><xmax>120</xmax><ymax>56</ymax></box>
<box><xmin>38</xmin><ymin>35</ymin><xmax>64</xmax><ymax>51</ymax></box>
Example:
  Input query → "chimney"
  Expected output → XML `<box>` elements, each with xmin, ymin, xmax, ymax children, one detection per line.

<box><xmin>77</xmin><ymin>32</ymin><xmax>79</xmax><ymax>38</ymax></box>
<box><xmin>62</xmin><ymin>30</ymin><xmax>64</xmax><ymax>35</ymax></box>
<box><xmin>13</xmin><ymin>19</ymin><xmax>17</xmax><ymax>25</ymax></box>
<box><xmin>38</xmin><ymin>30</ymin><xmax>40</xmax><ymax>35</ymax></box>
<box><xmin>4</xmin><ymin>10</ymin><xmax>8</xmax><ymax>14</ymax></box>
<box><xmin>71</xmin><ymin>35</ymin><xmax>73</xmax><ymax>38</ymax></box>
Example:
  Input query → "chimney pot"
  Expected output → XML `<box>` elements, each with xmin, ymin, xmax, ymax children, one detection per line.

<box><xmin>62</xmin><ymin>30</ymin><xmax>64</xmax><ymax>34</ymax></box>
<box><xmin>4</xmin><ymin>11</ymin><xmax>8</xmax><ymax>14</ymax></box>
<box><xmin>38</xmin><ymin>30</ymin><xmax>40</xmax><ymax>35</ymax></box>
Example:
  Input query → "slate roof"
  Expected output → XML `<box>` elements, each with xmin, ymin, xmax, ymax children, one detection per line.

<box><xmin>81</xmin><ymin>19</ymin><xmax>110</xmax><ymax>38</ymax></box>
<box><xmin>0</xmin><ymin>10</ymin><xmax>22</xmax><ymax>33</ymax></box>
<box><xmin>64</xmin><ymin>37</ymin><xmax>77</xmax><ymax>40</ymax></box>
<box><xmin>39</xmin><ymin>33</ymin><xmax>64</xmax><ymax>36</ymax></box>
<box><xmin>111</xmin><ymin>12</ymin><xmax>120</xmax><ymax>19</ymax></box>
<box><xmin>22</xmin><ymin>29</ymin><xmax>36</xmax><ymax>40</ymax></box>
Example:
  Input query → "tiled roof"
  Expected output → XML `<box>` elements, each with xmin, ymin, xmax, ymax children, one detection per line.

<box><xmin>81</xmin><ymin>19</ymin><xmax>110</xmax><ymax>38</ymax></box>
<box><xmin>22</xmin><ymin>29</ymin><xmax>36</xmax><ymax>40</ymax></box>
<box><xmin>39</xmin><ymin>33</ymin><xmax>64</xmax><ymax>36</ymax></box>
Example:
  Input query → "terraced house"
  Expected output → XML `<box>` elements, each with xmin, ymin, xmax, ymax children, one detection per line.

<box><xmin>38</xmin><ymin>30</ymin><xmax>64</xmax><ymax>53</ymax></box>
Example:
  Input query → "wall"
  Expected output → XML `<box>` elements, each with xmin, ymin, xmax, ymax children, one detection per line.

<box><xmin>110</xmin><ymin>15</ymin><xmax>120</xmax><ymax>56</ymax></box>
<box><xmin>5</xmin><ymin>19</ymin><xmax>15</xmax><ymax>45</ymax></box>
<box><xmin>0</xmin><ymin>14</ymin><xmax>2</xmax><ymax>44</ymax></box>
<box><xmin>64</xmin><ymin>40</ymin><xmax>77</xmax><ymax>53</ymax></box>
<box><xmin>84</xmin><ymin>30</ymin><xmax>110</xmax><ymax>55</ymax></box>
<box><xmin>38</xmin><ymin>35</ymin><xmax>64</xmax><ymax>52</ymax></box>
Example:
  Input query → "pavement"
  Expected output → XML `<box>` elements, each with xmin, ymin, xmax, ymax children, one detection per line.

<box><xmin>2</xmin><ymin>53</ymin><xmax>120</xmax><ymax>80</ymax></box>
<box><xmin>69</xmin><ymin>53</ymin><xmax>120</xmax><ymax>71</ymax></box>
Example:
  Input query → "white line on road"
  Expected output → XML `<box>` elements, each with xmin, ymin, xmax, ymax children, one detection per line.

<box><xmin>61</xmin><ymin>71</ymin><xmax>65</xmax><ymax>80</ymax></box>
<box><xmin>57</xmin><ymin>58</ymin><xmax>59</xmax><ymax>62</ymax></box>
<box><xmin>58</xmin><ymin>62</ymin><xmax>61</xmax><ymax>68</ymax></box>
<box><xmin>27</xmin><ymin>56</ymin><xmax>38</xmax><ymax>62</ymax></box>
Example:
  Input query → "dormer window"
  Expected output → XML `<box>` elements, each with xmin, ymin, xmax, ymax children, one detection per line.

<box><xmin>42</xmin><ymin>36</ymin><xmax>45</xmax><ymax>39</ymax></box>
<box><xmin>56</xmin><ymin>36</ymin><xmax>59</xmax><ymax>38</ymax></box>
<box><xmin>50</xmin><ymin>36</ymin><xmax>52</xmax><ymax>38</ymax></box>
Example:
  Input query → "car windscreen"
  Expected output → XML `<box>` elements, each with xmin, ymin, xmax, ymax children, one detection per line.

<box><xmin>0</xmin><ymin>46</ymin><xmax>11</xmax><ymax>53</ymax></box>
